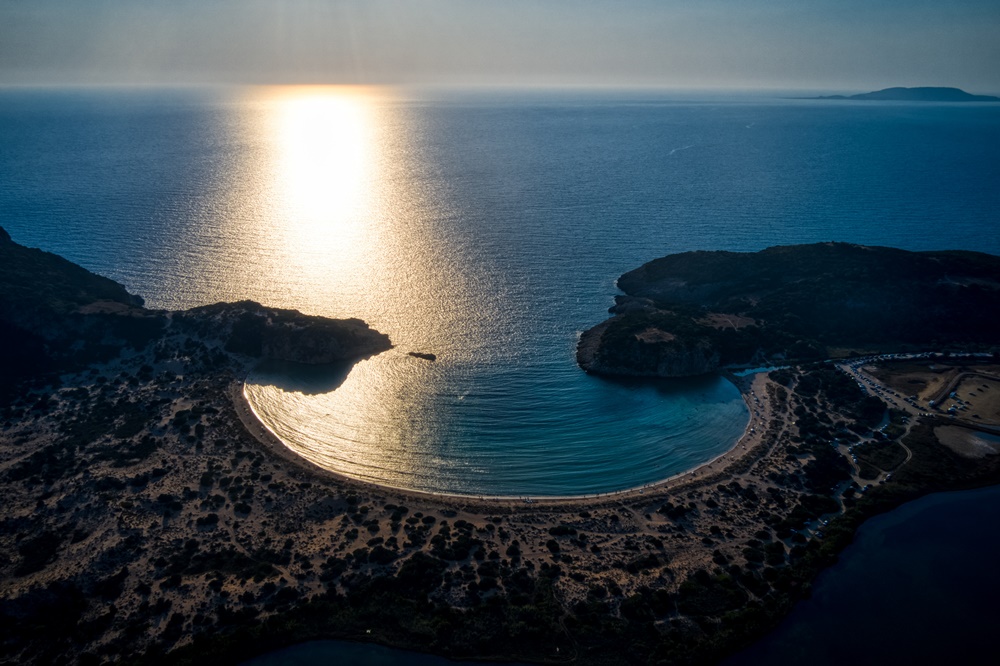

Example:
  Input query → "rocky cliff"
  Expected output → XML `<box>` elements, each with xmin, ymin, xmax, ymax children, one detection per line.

<box><xmin>577</xmin><ymin>319</ymin><xmax>720</xmax><ymax>377</ymax></box>
<box><xmin>175</xmin><ymin>301</ymin><xmax>391</xmax><ymax>365</ymax></box>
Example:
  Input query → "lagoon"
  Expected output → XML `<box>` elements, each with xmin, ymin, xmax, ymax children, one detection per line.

<box><xmin>724</xmin><ymin>483</ymin><xmax>1000</xmax><ymax>666</ymax></box>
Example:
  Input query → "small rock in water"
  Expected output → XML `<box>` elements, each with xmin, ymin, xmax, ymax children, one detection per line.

<box><xmin>408</xmin><ymin>351</ymin><xmax>437</xmax><ymax>361</ymax></box>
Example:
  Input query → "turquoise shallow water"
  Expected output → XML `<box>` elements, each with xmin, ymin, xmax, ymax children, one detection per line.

<box><xmin>242</xmin><ymin>640</ymin><xmax>528</xmax><ymax>666</ymax></box>
<box><xmin>2</xmin><ymin>87</ymin><xmax>998</xmax><ymax>496</ymax></box>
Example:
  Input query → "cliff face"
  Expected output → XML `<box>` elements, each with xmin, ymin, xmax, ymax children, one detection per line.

<box><xmin>176</xmin><ymin>301</ymin><xmax>392</xmax><ymax>365</ymax></box>
<box><xmin>261</xmin><ymin>318</ymin><xmax>391</xmax><ymax>364</ymax></box>
<box><xmin>578</xmin><ymin>322</ymin><xmax>720</xmax><ymax>377</ymax></box>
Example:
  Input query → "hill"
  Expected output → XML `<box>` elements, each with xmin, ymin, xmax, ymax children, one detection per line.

<box><xmin>0</xmin><ymin>227</ymin><xmax>391</xmax><ymax>394</ymax></box>
<box><xmin>817</xmin><ymin>87</ymin><xmax>999</xmax><ymax>102</ymax></box>
<box><xmin>578</xmin><ymin>243</ymin><xmax>1000</xmax><ymax>377</ymax></box>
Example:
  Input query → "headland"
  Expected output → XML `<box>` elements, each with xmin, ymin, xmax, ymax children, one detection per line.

<box><xmin>578</xmin><ymin>242</ymin><xmax>1000</xmax><ymax>378</ymax></box>
<box><xmin>3</xmin><ymin>231</ymin><xmax>1000</xmax><ymax>665</ymax></box>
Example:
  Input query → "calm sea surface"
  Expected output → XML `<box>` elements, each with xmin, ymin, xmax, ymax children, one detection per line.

<box><xmin>724</xmin><ymin>484</ymin><xmax>1000</xmax><ymax>666</ymax></box>
<box><xmin>4</xmin><ymin>87</ymin><xmax>1000</xmax><ymax>663</ymax></box>
<box><xmin>2</xmin><ymin>87</ymin><xmax>998</xmax><ymax>496</ymax></box>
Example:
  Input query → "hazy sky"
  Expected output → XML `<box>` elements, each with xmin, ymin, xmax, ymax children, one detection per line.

<box><xmin>2</xmin><ymin>0</ymin><xmax>998</xmax><ymax>91</ymax></box>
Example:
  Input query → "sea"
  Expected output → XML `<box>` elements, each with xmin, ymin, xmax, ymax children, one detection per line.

<box><xmin>2</xmin><ymin>86</ymin><xmax>999</xmax><ymax>660</ymax></box>
<box><xmin>3</xmin><ymin>86</ymin><xmax>998</xmax><ymax>497</ymax></box>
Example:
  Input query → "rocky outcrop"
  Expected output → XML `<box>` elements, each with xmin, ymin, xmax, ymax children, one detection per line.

<box><xmin>577</xmin><ymin>318</ymin><xmax>720</xmax><ymax>377</ymax></box>
<box><xmin>260</xmin><ymin>316</ymin><xmax>391</xmax><ymax>364</ymax></box>
<box><xmin>174</xmin><ymin>301</ymin><xmax>392</xmax><ymax>365</ymax></box>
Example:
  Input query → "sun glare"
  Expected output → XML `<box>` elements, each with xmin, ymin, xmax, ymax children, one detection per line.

<box><xmin>269</xmin><ymin>86</ymin><xmax>379</xmax><ymax>256</ymax></box>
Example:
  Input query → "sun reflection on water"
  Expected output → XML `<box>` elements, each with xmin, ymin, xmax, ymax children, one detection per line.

<box><xmin>243</xmin><ymin>85</ymin><xmax>473</xmax><ymax>491</ymax></box>
<box><xmin>234</xmin><ymin>86</ymin><xmax>748</xmax><ymax>496</ymax></box>
<box><xmin>264</xmin><ymin>86</ymin><xmax>383</xmax><ymax>294</ymax></box>
<box><xmin>273</xmin><ymin>87</ymin><xmax>371</xmax><ymax>235</ymax></box>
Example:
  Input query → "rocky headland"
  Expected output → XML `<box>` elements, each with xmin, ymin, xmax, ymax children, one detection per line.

<box><xmin>578</xmin><ymin>243</ymin><xmax>1000</xmax><ymax>378</ymax></box>
<box><xmin>0</xmin><ymin>227</ymin><xmax>391</xmax><ymax>397</ymax></box>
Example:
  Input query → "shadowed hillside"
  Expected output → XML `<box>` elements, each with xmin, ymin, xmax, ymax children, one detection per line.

<box><xmin>579</xmin><ymin>243</ymin><xmax>1000</xmax><ymax>377</ymax></box>
<box><xmin>0</xmin><ymin>227</ymin><xmax>391</xmax><ymax>395</ymax></box>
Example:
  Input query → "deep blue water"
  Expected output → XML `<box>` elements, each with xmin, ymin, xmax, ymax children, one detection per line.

<box><xmin>4</xmin><ymin>88</ymin><xmax>998</xmax><ymax>286</ymax></box>
<box><xmin>2</xmin><ymin>86</ymin><xmax>999</xmax><ymax>660</ymax></box>
<box><xmin>2</xmin><ymin>87</ymin><xmax>999</xmax><ymax>496</ymax></box>
<box><xmin>724</xmin><ymin>484</ymin><xmax>1000</xmax><ymax>666</ymax></box>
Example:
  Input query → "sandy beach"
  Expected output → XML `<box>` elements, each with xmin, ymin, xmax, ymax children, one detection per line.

<box><xmin>7</xmin><ymin>345</ymin><xmax>996</xmax><ymax>665</ymax></box>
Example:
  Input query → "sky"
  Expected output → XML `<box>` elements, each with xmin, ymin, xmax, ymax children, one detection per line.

<box><xmin>1</xmin><ymin>0</ymin><xmax>999</xmax><ymax>92</ymax></box>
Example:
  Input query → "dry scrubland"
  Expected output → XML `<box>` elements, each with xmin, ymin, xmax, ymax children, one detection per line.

<box><xmin>4</xmin><ymin>348</ymin><xmax>1000</xmax><ymax>665</ymax></box>
<box><xmin>4</xmin><ymin>233</ymin><xmax>1000</xmax><ymax>665</ymax></box>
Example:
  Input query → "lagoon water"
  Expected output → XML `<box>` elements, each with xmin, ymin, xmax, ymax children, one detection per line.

<box><xmin>2</xmin><ymin>87</ymin><xmax>999</xmax><ymax>495</ymax></box>
<box><xmin>723</xmin><ymin>484</ymin><xmax>1000</xmax><ymax>666</ymax></box>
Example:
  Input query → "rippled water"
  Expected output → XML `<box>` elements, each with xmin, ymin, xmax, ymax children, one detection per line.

<box><xmin>2</xmin><ymin>87</ymin><xmax>998</xmax><ymax>495</ymax></box>
<box><xmin>245</xmin><ymin>361</ymin><xmax>745</xmax><ymax>496</ymax></box>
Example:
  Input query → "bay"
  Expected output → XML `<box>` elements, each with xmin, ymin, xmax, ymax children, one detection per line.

<box><xmin>2</xmin><ymin>87</ymin><xmax>997</xmax><ymax>496</ymax></box>
<box><xmin>3</xmin><ymin>86</ymin><xmax>1000</xmax><ymax>662</ymax></box>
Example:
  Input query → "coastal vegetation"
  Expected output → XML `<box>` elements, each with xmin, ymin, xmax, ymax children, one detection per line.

<box><xmin>2</xmin><ymin>230</ymin><xmax>1000</xmax><ymax>665</ymax></box>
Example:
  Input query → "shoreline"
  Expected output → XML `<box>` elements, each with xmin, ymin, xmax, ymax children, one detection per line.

<box><xmin>7</xmin><ymin>342</ymin><xmax>1000</xmax><ymax>666</ymax></box>
<box><xmin>234</xmin><ymin>369</ymin><xmax>771</xmax><ymax>506</ymax></box>
<box><xmin>5</xmin><ymin>227</ymin><xmax>1000</xmax><ymax>665</ymax></box>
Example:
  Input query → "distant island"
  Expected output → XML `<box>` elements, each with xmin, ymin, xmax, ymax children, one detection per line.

<box><xmin>3</xmin><ymin>229</ymin><xmax>1000</xmax><ymax>666</ymax></box>
<box><xmin>813</xmin><ymin>86</ymin><xmax>999</xmax><ymax>102</ymax></box>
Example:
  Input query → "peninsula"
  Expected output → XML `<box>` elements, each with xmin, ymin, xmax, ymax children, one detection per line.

<box><xmin>3</xmin><ymin>231</ymin><xmax>1000</xmax><ymax>666</ymax></box>
<box><xmin>578</xmin><ymin>242</ymin><xmax>1000</xmax><ymax>377</ymax></box>
<box><xmin>814</xmin><ymin>86</ymin><xmax>1000</xmax><ymax>102</ymax></box>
